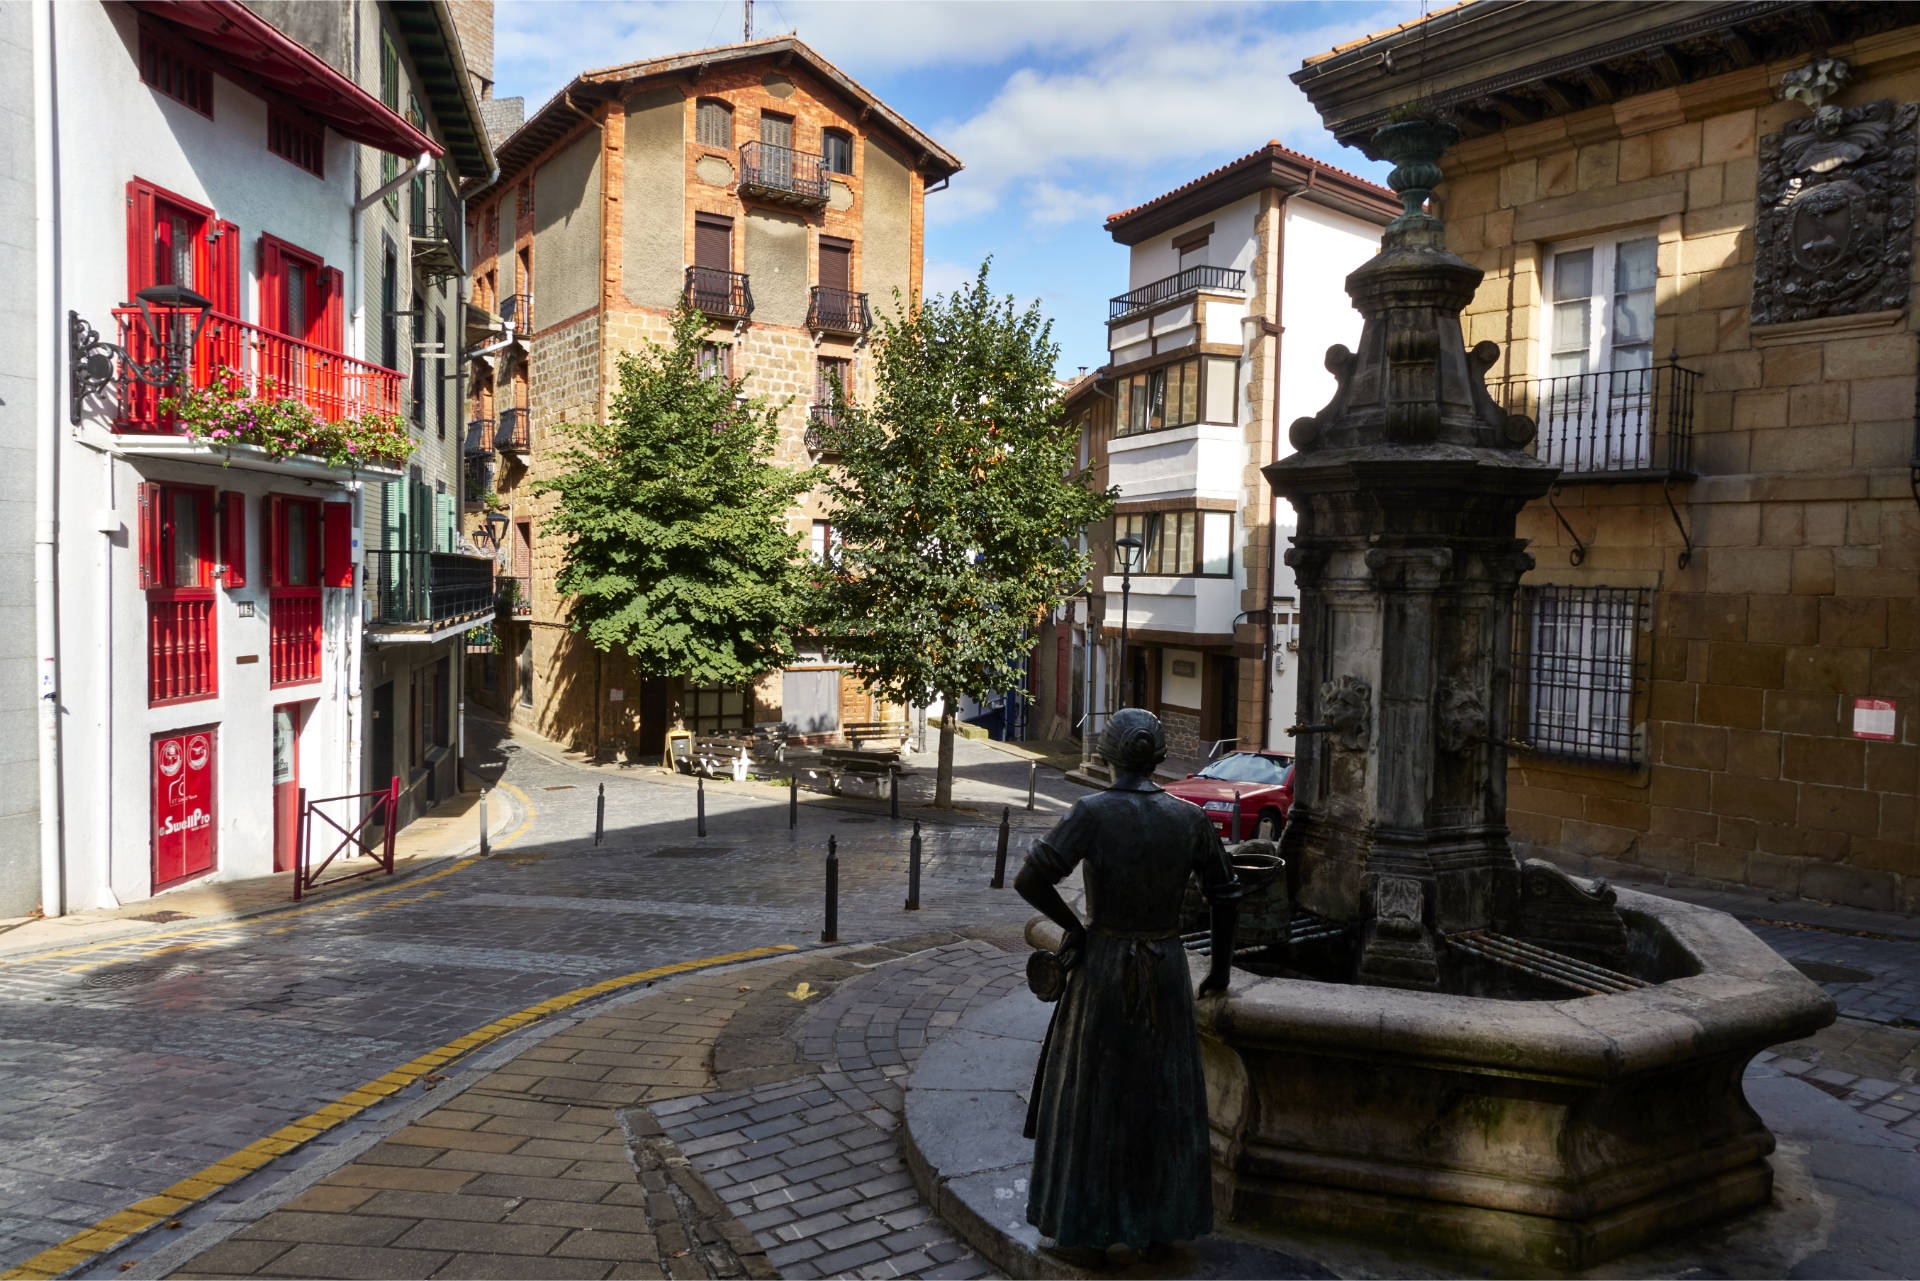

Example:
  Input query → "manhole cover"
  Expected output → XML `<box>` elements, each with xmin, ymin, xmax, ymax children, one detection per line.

<box><xmin>128</xmin><ymin>910</ymin><xmax>191</xmax><ymax>923</ymax></box>
<box><xmin>652</xmin><ymin>846</ymin><xmax>737</xmax><ymax>859</ymax></box>
<box><xmin>81</xmin><ymin>962</ymin><xmax>203</xmax><ymax>990</ymax></box>
<box><xmin>1791</xmin><ymin>959</ymin><xmax>1875</xmax><ymax>984</ymax></box>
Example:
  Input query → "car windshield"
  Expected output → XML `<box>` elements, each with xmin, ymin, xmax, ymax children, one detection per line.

<box><xmin>1194</xmin><ymin>754</ymin><xmax>1287</xmax><ymax>785</ymax></box>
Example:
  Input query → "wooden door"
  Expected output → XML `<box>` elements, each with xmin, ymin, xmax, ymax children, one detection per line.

<box><xmin>272</xmin><ymin>703</ymin><xmax>302</xmax><ymax>873</ymax></box>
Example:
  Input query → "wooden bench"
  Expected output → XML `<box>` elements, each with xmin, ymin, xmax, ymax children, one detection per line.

<box><xmin>686</xmin><ymin>734</ymin><xmax>753</xmax><ymax>778</ymax></box>
<box><xmin>820</xmin><ymin>744</ymin><xmax>901</xmax><ymax>798</ymax></box>
<box><xmin>844</xmin><ymin>720</ymin><xmax>910</xmax><ymax>751</ymax></box>
<box><xmin>750</xmin><ymin>722</ymin><xmax>790</xmax><ymax>764</ymax></box>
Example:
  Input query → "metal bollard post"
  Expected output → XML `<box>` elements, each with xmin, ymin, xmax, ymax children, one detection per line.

<box><xmin>1027</xmin><ymin>761</ymin><xmax>1037</xmax><ymax>811</ymax></box>
<box><xmin>1231</xmin><ymin>791</ymin><xmax>1242</xmax><ymax>844</ymax></box>
<box><xmin>890</xmin><ymin>769</ymin><xmax>900</xmax><ymax>821</ymax></box>
<box><xmin>478</xmin><ymin>789</ymin><xmax>489</xmax><ymax>858</ymax></box>
<box><xmin>697</xmin><ymin>775</ymin><xmax>706</xmax><ymax>839</ymax></box>
<box><xmin>790</xmin><ymin>772</ymin><xmax>798</xmax><ymax>830</ymax></box>
<box><xmin>594</xmin><ymin>783</ymin><xmax>605</xmax><ymax>847</ymax></box>
<box><xmin>822</xmin><ymin>836</ymin><xmax>839</xmax><ymax>943</ymax></box>
<box><xmin>905</xmin><ymin>818</ymin><xmax>922</xmax><ymax>910</ymax></box>
<box><xmin>990</xmin><ymin>806</ymin><xmax>1010</xmax><ymax>888</ymax></box>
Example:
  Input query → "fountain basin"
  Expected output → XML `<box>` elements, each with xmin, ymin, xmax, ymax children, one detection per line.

<box><xmin>1028</xmin><ymin>886</ymin><xmax>1833</xmax><ymax>1272</ymax></box>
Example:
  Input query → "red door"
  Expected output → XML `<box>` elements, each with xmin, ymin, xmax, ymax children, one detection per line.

<box><xmin>153</xmin><ymin>728</ymin><xmax>216</xmax><ymax>888</ymax></box>
<box><xmin>272</xmin><ymin>704</ymin><xmax>303</xmax><ymax>873</ymax></box>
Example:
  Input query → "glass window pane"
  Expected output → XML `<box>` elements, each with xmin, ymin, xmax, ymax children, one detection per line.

<box><xmin>286</xmin><ymin>265</ymin><xmax>307</xmax><ymax>338</ymax></box>
<box><xmin>1611</xmin><ymin>288</ymin><xmax>1653</xmax><ymax>347</ymax></box>
<box><xmin>1174</xmin><ymin>512</ymin><xmax>1195</xmax><ymax>574</ymax></box>
<box><xmin>1148</xmin><ymin>372</ymin><xmax>1166</xmax><ymax>430</ymax></box>
<box><xmin>1178</xmin><ymin>360</ymin><xmax>1199</xmax><ymax>425</ymax></box>
<box><xmin>170</xmin><ymin>490</ymin><xmax>201</xmax><ymax>587</ymax></box>
<box><xmin>1201</xmin><ymin>512</ymin><xmax>1231</xmax><ymax>575</ymax></box>
<box><xmin>1615</xmin><ymin>237</ymin><xmax>1657</xmax><ymax>292</ymax></box>
<box><xmin>1551</xmin><ymin>248</ymin><xmax>1592</xmax><ymax>302</ymax></box>
<box><xmin>286</xmin><ymin>503</ymin><xmax>310</xmax><ymax>585</ymax></box>
<box><xmin>721</xmin><ymin>689</ymin><xmax>743</xmax><ymax>716</ymax></box>
<box><xmin>1204</xmin><ymin>357</ymin><xmax>1237</xmax><ymax>424</ymax></box>
<box><xmin>1143</xmin><ymin>514</ymin><xmax>1164</xmax><ymax>573</ymax></box>
<box><xmin>1551</xmin><ymin>300</ymin><xmax>1590</xmax><ymax>354</ymax></box>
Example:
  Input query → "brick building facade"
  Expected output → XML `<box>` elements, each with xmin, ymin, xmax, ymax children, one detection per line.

<box><xmin>1296</xmin><ymin>1</ymin><xmax>1920</xmax><ymax>911</ymax></box>
<box><xmin>460</xmin><ymin>37</ymin><xmax>959</xmax><ymax>759</ymax></box>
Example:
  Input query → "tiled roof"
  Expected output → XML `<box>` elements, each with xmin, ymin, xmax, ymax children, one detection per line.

<box><xmin>1105</xmin><ymin>141</ymin><xmax>1392</xmax><ymax>227</ymax></box>
<box><xmin>1301</xmin><ymin>0</ymin><xmax>1476</xmax><ymax>66</ymax></box>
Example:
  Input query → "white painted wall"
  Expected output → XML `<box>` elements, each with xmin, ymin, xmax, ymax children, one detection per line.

<box><xmin>1128</xmin><ymin>194</ymin><xmax>1259</xmax><ymax>288</ymax></box>
<box><xmin>52</xmin><ymin>3</ymin><xmax>366</xmax><ymax>907</ymax></box>
<box><xmin>1107</xmin><ymin>424</ymin><xmax>1244</xmax><ymax>505</ymax></box>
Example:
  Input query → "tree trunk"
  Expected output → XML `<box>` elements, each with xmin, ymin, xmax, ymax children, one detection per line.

<box><xmin>935</xmin><ymin>697</ymin><xmax>957</xmax><ymax>808</ymax></box>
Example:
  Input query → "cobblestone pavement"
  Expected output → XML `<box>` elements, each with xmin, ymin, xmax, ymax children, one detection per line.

<box><xmin>0</xmin><ymin>719</ymin><xmax>1048</xmax><ymax>1277</ymax></box>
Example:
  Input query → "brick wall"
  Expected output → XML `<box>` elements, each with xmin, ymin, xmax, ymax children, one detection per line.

<box><xmin>1438</xmin><ymin>42</ymin><xmax>1920</xmax><ymax>911</ymax></box>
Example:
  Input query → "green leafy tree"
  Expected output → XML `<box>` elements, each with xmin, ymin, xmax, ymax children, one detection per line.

<box><xmin>813</xmin><ymin>262</ymin><xmax>1114</xmax><ymax>806</ymax></box>
<box><xmin>536</xmin><ymin>303</ymin><xmax>816</xmax><ymax>709</ymax></box>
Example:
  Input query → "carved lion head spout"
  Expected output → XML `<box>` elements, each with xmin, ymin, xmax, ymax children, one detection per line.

<box><xmin>1434</xmin><ymin>677</ymin><xmax>1489</xmax><ymax>754</ymax></box>
<box><xmin>1318</xmin><ymin>674</ymin><xmax>1373</xmax><ymax>751</ymax></box>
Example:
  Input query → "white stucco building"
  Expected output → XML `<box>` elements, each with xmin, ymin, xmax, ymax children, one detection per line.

<box><xmin>23</xmin><ymin>0</ymin><xmax>488</xmax><ymax>913</ymax></box>
<box><xmin>1072</xmin><ymin>144</ymin><xmax>1399</xmax><ymax>766</ymax></box>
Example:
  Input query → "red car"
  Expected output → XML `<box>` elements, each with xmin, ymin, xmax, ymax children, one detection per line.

<box><xmin>1163</xmin><ymin>751</ymin><xmax>1294</xmax><ymax>842</ymax></box>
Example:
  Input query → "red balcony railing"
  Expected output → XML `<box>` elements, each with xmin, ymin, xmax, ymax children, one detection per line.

<box><xmin>149</xmin><ymin>594</ymin><xmax>216</xmax><ymax>705</ymax></box>
<box><xmin>270</xmin><ymin>591</ymin><xmax>322</xmax><ymax>686</ymax></box>
<box><xmin>114</xmin><ymin>308</ymin><xmax>404</xmax><ymax>434</ymax></box>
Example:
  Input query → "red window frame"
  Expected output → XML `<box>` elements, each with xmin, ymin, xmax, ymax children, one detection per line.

<box><xmin>138</xmin><ymin>21</ymin><xmax>213</xmax><ymax>118</ymax></box>
<box><xmin>267</xmin><ymin>107</ymin><xmax>324</xmax><ymax>178</ymax></box>
<box><xmin>258</xmin><ymin>233</ymin><xmax>332</xmax><ymax>346</ymax></box>
<box><xmin>266</xmin><ymin>495</ymin><xmax>323</xmax><ymax>688</ymax></box>
<box><xmin>140</xmin><ymin>482</ymin><xmax>219</xmax><ymax>706</ymax></box>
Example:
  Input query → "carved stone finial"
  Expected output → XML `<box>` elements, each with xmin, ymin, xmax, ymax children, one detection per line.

<box><xmin>1780</xmin><ymin>58</ymin><xmax>1853</xmax><ymax>115</ymax></box>
<box><xmin>1374</xmin><ymin>117</ymin><xmax>1460</xmax><ymax>232</ymax></box>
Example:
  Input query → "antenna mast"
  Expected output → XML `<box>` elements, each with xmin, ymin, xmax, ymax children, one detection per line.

<box><xmin>744</xmin><ymin>0</ymin><xmax>752</xmax><ymax>40</ymax></box>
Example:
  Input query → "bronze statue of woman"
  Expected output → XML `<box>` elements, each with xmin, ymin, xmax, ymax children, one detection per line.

<box><xmin>1015</xmin><ymin>707</ymin><xmax>1240</xmax><ymax>1257</ymax></box>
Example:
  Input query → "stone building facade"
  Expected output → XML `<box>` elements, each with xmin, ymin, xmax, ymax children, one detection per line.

<box><xmin>1295</xmin><ymin>1</ymin><xmax>1920</xmax><ymax>911</ymax></box>
<box><xmin>460</xmin><ymin>37</ymin><xmax>959</xmax><ymax>758</ymax></box>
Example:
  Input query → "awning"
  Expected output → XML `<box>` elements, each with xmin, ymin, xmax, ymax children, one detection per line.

<box><xmin>130</xmin><ymin>0</ymin><xmax>443</xmax><ymax>160</ymax></box>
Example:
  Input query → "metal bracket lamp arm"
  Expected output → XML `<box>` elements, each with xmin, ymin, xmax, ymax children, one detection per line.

<box><xmin>68</xmin><ymin>285</ymin><xmax>215</xmax><ymax>425</ymax></box>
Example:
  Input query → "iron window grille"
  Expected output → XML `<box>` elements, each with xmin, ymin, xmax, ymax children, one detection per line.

<box><xmin>1510</xmin><ymin>585</ymin><xmax>1649</xmax><ymax>766</ymax></box>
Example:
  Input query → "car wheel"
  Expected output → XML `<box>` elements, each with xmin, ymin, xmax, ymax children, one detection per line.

<box><xmin>1256</xmin><ymin>810</ymin><xmax>1281</xmax><ymax>841</ymax></box>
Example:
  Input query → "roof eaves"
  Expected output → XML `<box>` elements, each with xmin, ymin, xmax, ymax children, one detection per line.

<box><xmin>1104</xmin><ymin>142</ymin><xmax>1397</xmax><ymax>241</ymax></box>
<box><xmin>393</xmin><ymin>1</ymin><xmax>496</xmax><ymax>181</ymax></box>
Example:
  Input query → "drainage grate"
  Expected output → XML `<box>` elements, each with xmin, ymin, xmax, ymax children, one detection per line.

<box><xmin>81</xmin><ymin>961</ymin><xmax>203</xmax><ymax>990</ymax></box>
<box><xmin>652</xmin><ymin>846</ymin><xmax>737</xmax><ymax>859</ymax></box>
<box><xmin>127</xmin><ymin>910</ymin><xmax>191</xmax><ymax>923</ymax></box>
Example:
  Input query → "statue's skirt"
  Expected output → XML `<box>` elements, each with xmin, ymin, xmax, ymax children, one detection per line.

<box><xmin>1024</xmin><ymin>925</ymin><xmax>1213</xmax><ymax>1248</ymax></box>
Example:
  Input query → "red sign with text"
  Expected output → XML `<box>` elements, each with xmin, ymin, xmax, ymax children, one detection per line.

<box><xmin>153</xmin><ymin>728</ymin><xmax>217</xmax><ymax>887</ymax></box>
<box><xmin>1852</xmin><ymin>698</ymin><xmax>1898</xmax><ymax>742</ymax></box>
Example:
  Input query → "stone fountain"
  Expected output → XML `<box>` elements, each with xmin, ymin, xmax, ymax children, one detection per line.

<box><xmin>1025</xmin><ymin>120</ymin><xmax>1836</xmax><ymax>1273</ymax></box>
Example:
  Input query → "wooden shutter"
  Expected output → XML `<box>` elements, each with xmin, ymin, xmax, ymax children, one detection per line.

<box><xmin>759</xmin><ymin>113</ymin><xmax>791</xmax><ymax>148</ymax></box>
<box><xmin>136</xmin><ymin>482</ymin><xmax>158</xmax><ymax>589</ymax></box>
<box><xmin>381</xmin><ymin>479</ymin><xmax>405</xmax><ymax>554</ymax></box>
<box><xmin>819</xmin><ymin>239</ymin><xmax>851</xmax><ymax>292</ymax></box>
<box><xmin>127</xmin><ymin>181</ymin><xmax>157</xmax><ymax>297</ymax></box>
<box><xmin>221</xmin><ymin>491</ymin><xmax>246</xmax><ymax>588</ymax></box>
<box><xmin>412</xmin><ymin>481</ymin><xmax>432</xmax><ymax>551</ymax></box>
<box><xmin>258</xmin><ymin>235</ymin><xmax>285</xmax><ymax>335</ymax></box>
<box><xmin>436</xmin><ymin>493</ymin><xmax>456</xmax><ymax>553</ymax></box>
<box><xmin>319</xmin><ymin>267</ymin><xmax>344</xmax><ymax>353</ymax></box>
<box><xmin>694</xmin><ymin>215</ymin><xmax>731</xmax><ymax>272</ymax></box>
<box><xmin>264</xmin><ymin>494</ymin><xmax>284</xmax><ymax>586</ymax></box>
<box><xmin>322</xmin><ymin>501</ymin><xmax>354</xmax><ymax>588</ymax></box>
<box><xmin>207</xmin><ymin>220</ymin><xmax>240</xmax><ymax>316</ymax></box>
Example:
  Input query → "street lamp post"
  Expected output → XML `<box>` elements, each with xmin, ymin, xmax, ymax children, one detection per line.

<box><xmin>1115</xmin><ymin>534</ymin><xmax>1142</xmax><ymax>709</ymax></box>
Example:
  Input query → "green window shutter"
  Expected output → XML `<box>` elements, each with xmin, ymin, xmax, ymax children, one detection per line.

<box><xmin>412</xmin><ymin>481</ymin><xmax>432</xmax><ymax>551</ymax></box>
<box><xmin>437</xmin><ymin>493</ymin><xmax>455</xmax><ymax>552</ymax></box>
<box><xmin>381</xmin><ymin>480</ymin><xmax>404</xmax><ymax>553</ymax></box>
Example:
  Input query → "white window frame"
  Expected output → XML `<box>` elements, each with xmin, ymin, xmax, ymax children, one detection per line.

<box><xmin>1538</xmin><ymin>228</ymin><xmax>1661</xmax><ymax>473</ymax></box>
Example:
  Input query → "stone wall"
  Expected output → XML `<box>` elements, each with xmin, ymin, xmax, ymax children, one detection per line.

<box><xmin>1437</xmin><ymin>39</ymin><xmax>1920</xmax><ymax>911</ymax></box>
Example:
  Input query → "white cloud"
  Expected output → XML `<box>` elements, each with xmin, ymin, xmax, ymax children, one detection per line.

<box><xmin>921</xmin><ymin>258</ymin><xmax>976</xmax><ymax>300</ymax></box>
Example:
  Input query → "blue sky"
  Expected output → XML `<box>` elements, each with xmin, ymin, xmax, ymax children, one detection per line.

<box><xmin>492</xmin><ymin>0</ymin><xmax>1419</xmax><ymax>375</ymax></box>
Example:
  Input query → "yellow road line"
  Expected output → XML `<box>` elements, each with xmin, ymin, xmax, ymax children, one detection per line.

<box><xmin>8</xmin><ymin>784</ymin><xmax>533</xmax><ymax>973</ymax></box>
<box><xmin>1</xmin><ymin>940</ymin><xmax>797</xmax><ymax>1281</ymax></box>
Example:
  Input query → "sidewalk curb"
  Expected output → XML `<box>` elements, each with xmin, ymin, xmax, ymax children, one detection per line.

<box><xmin>0</xmin><ymin>785</ymin><xmax>522</xmax><ymax>967</ymax></box>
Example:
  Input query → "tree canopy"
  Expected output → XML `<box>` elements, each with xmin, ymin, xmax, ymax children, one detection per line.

<box><xmin>812</xmin><ymin>262</ymin><xmax>1114</xmax><ymax>803</ymax></box>
<box><xmin>535</xmin><ymin>303</ymin><xmax>816</xmax><ymax>688</ymax></box>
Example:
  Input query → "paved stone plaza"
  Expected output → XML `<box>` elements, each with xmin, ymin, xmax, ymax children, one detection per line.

<box><xmin>0</xmin><ymin>719</ymin><xmax>1917</xmax><ymax>1280</ymax></box>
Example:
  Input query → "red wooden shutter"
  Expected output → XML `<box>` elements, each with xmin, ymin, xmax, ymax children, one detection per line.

<box><xmin>322</xmin><ymin>501</ymin><xmax>353</xmax><ymax>588</ymax></box>
<box><xmin>258</xmin><ymin>235</ymin><xmax>285</xmax><ymax>334</ymax></box>
<box><xmin>127</xmin><ymin>181</ymin><xmax>156</xmax><ymax>297</ymax></box>
<box><xmin>264</xmin><ymin>494</ymin><xmax>283</xmax><ymax>587</ymax></box>
<box><xmin>319</xmin><ymin>267</ymin><xmax>343</xmax><ymax>353</ymax></box>
<box><xmin>209</xmin><ymin>220</ymin><xmax>240</xmax><ymax>316</ymax></box>
<box><xmin>136</xmin><ymin>482</ymin><xmax>157</xmax><ymax>589</ymax></box>
<box><xmin>221</xmin><ymin>491</ymin><xmax>246</xmax><ymax>588</ymax></box>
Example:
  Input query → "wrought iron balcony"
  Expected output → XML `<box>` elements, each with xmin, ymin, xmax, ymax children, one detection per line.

<box><xmin>367</xmin><ymin>550</ymin><xmax>496</xmax><ymax>634</ymax></box>
<box><xmin>1497</xmin><ymin>359</ymin><xmax>1698</xmax><ymax>481</ymax></box>
<box><xmin>805</xmin><ymin>404</ymin><xmax>839</xmax><ymax>456</ymax></box>
<box><xmin>464</xmin><ymin>417</ymin><xmax>494</xmax><ymax>453</ymax></box>
<box><xmin>409</xmin><ymin>164</ymin><xmax>462</xmax><ymax>279</ymax></box>
<box><xmin>685</xmin><ymin>267</ymin><xmax>754</xmax><ymax>322</ymax></box>
<box><xmin>808</xmin><ymin>287</ymin><xmax>871</xmax><ymax>336</ymax></box>
<box><xmin>1109</xmin><ymin>266</ymin><xmax>1247</xmax><ymax>321</ymax></box>
<box><xmin>500</xmin><ymin>293</ymin><xmax>534</xmax><ymax>332</ymax></box>
<box><xmin>109</xmin><ymin>306</ymin><xmax>402</xmax><ymax>434</ymax></box>
<box><xmin>462</xmin><ymin>451</ymin><xmax>493</xmax><ymax>506</ymax></box>
<box><xmin>496</xmin><ymin>573</ymin><xmax>532</xmax><ymax>617</ymax></box>
<box><xmin>738</xmin><ymin>140</ymin><xmax>829</xmax><ymax>207</ymax></box>
<box><xmin>494</xmin><ymin>407</ymin><xmax>529</xmax><ymax>452</ymax></box>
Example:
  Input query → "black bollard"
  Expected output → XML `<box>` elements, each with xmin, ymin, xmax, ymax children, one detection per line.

<box><xmin>990</xmin><ymin>806</ymin><xmax>1010</xmax><ymax>888</ymax></box>
<box><xmin>822</xmin><ymin>836</ymin><xmax>839</xmax><ymax>943</ymax></box>
<box><xmin>594</xmin><ymin>783</ymin><xmax>605</xmax><ymax>847</ymax></box>
<box><xmin>890</xmin><ymin>769</ymin><xmax>900</xmax><ymax>820</ymax></box>
<box><xmin>1027</xmin><ymin>761</ymin><xmax>1037</xmax><ymax>811</ymax></box>
<box><xmin>905</xmin><ymin>818</ymin><xmax>922</xmax><ymax>910</ymax></box>
<box><xmin>697</xmin><ymin>775</ymin><xmax>706</xmax><ymax>839</ymax></box>
<box><xmin>1231</xmin><ymin>791</ymin><xmax>1241</xmax><ymax>844</ymax></box>
<box><xmin>789</xmin><ymin>772</ymin><xmax>798</xmax><ymax>830</ymax></box>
